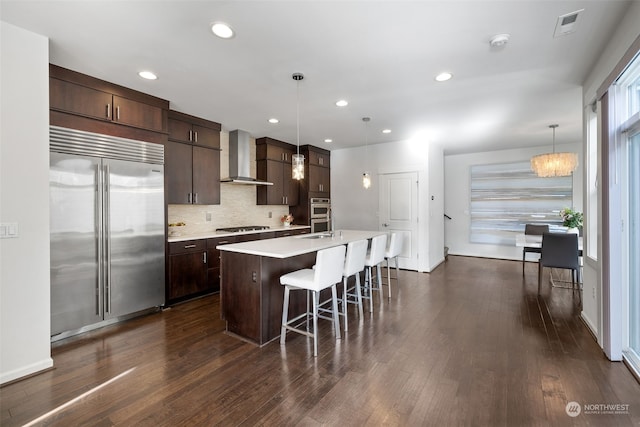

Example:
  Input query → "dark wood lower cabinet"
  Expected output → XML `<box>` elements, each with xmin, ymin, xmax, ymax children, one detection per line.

<box><xmin>167</xmin><ymin>240</ymin><xmax>209</xmax><ymax>303</ymax></box>
<box><xmin>168</xmin><ymin>229</ymin><xmax>310</xmax><ymax>306</ymax></box>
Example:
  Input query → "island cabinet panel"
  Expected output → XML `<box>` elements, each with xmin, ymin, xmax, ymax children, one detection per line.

<box><xmin>220</xmin><ymin>251</ymin><xmax>316</xmax><ymax>345</ymax></box>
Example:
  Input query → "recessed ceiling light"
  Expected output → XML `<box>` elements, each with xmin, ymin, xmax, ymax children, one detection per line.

<box><xmin>335</xmin><ymin>100</ymin><xmax>348</xmax><ymax>107</ymax></box>
<box><xmin>138</xmin><ymin>71</ymin><xmax>157</xmax><ymax>80</ymax></box>
<box><xmin>211</xmin><ymin>22</ymin><xmax>234</xmax><ymax>39</ymax></box>
<box><xmin>489</xmin><ymin>33</ymin><xmax>510</xmax><ymax>48</ymax></box>
<box><xmin>268</xmin><ymin>118</ymin><xmax>279</xmax><ymax>124</ymax></box>
<box><xmin>382</xmin><ymin>129</ymin><xmax>392</xmax><ymax>134</ymax></box>
<box><xmin>324</xmin><ymin>139</ymin><xmax>333</xmax><ymax>143</ymax></box>
<box><xmin>435</xmin><ymin>72</ymin><xmax>452</xmax><ymax>82</ymax></box>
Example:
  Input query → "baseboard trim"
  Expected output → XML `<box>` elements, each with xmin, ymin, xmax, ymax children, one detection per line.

<box><xmin>0</xmin><ymin>357</ymin><xmax>54</xmax><ymax>386</ymax></box>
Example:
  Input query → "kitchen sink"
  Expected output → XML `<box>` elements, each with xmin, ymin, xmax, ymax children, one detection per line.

<box><xmin>297</xmin><ymin>233</ymin><xmax>334</xmax><ymax>239</ymax></box>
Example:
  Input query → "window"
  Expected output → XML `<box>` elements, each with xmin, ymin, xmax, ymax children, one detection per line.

<box><xmin>612</xmin><ymin>53</ymin><xmax>640</xmax><ymax>376</ymax></box>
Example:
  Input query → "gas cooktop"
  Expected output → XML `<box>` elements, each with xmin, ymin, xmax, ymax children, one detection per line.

<box><xmin>215</xmin><ymin>225</ymin><xmax>270</xmax><ymax>233</ymax></box>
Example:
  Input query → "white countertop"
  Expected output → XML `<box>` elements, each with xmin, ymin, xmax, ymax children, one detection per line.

<box><xmin>167</xmin><ymin>225</ymin><xmax>310</xmax><ymax>243</ymax></box>
<box><xmin>217</xmin><ymin>230</ymin><xmax>386</xmax><ymax>259</ymax></box>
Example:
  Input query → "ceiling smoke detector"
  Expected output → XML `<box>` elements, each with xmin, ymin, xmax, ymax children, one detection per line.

<box><xmin>489</xmin><ymin>33</ymin><xmax>510</xmax><ymax>48</ymax></box>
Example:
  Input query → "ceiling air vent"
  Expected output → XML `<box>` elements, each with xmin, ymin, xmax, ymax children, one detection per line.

<box><xmin>554</xmin><ymin>9</ymin><xmax>584</xmax><ymax>38</ymax></box>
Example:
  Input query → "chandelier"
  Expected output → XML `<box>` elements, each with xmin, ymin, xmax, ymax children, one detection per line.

<box><xmin>292</xmin><ymin>72</ymin><xmax>305</xmax><ymax>180</ymax></box>
<box><xmin>530</xmin><ymin>124</ymin><xmax>578</xmax><ymax>177</ymax></box>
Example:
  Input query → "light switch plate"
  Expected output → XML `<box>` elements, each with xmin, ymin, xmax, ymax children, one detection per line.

<box><xmin>0</xmin><ymin>222</ymin><xmax>18</xmax><ymax>239</ymax></box>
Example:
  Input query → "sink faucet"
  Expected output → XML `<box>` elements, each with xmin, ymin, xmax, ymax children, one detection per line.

<box><xmin>330</xmin><ymin>210</ymin><xmax>335</xmax><ymax>236</ymax></box>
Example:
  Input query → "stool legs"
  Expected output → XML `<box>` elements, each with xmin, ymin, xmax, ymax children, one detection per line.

<box><xmin>280</xmin><ymin>286</ymin><xmax>291</xmax><ymax>345</ymax></box>
<box><xmin>280</xmin><ymin>285</ymin><xmax>341</xmax><ymax>357</ymax></box>
<box><xmin>341</xmin><ymin>273</ymin><xmax>365</xmax><ymax>331</ymax></box>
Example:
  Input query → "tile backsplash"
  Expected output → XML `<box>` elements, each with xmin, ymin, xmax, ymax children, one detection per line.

<box><xmin>168</xmin><ymin>185</ymin><xmax>290</xmax><ymax>234</ymax></box>
<box><xmin>167</xmin><ymin>131</ymin><xmax>293</xmax><ymax>234</ymax></box>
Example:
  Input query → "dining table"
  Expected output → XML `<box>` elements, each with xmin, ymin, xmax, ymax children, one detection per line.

<box><xmin>515</xmin><ymin>233</ymin><xmax>583</xmax><ymax>287</ymax></box>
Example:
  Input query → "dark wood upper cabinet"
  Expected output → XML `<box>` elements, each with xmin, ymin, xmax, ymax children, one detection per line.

<box><xmin>165</xmin><ymin>141</ymin><xmax>220</xmax><ymax>205</ymax></box>
<box><xmin>192</xmin><ymin>146</ymin><xmax>220</xmax><ymax>205</ymax></box>
<box><xmin>256</xmin><ymin>137</ymin><xmax>299</xmax><ymax>206</ymax></box>
<box><xmin>165</xmin><ymin>111</ymin><xmax>221</xmax><ymax>205</ymax></box>
<box><xmin>303</xmin><ymin>145</ymin><xmax>331</xmax><ymax>196</ymax></box>
<box><xmin>168</xmin><ymin>110</ymin><xmax>221</xmax><ymax>149</ymax></box>
<box><xmin>165</xmin><ymin>141</ymin><xmax>194</xmax><ymax>204</ymax></box>
<box><xmin>49</xmin><ymin>65</ymin><xmax>168</xmax><ymax>134</ymax></box>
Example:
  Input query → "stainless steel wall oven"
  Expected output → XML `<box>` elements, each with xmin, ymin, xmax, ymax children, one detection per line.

<box><xmin>310</xmin><ymin>198</ymin><xmax>331</xmax><ymax>233</ymax></box>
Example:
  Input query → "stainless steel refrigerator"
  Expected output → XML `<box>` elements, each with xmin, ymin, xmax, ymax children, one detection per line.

<box><xmin>49</xmin><ymin>126</ymin><xmax>165</xmax><ymax>337</ymax></box>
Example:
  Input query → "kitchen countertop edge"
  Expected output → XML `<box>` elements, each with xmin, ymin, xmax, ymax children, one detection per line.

<box><xmin>217</xmin><ymin>230</ymin><xmax>386</xmax><ymax>259</ymax></box>
<box><xmin>167</xmin><ymin>225</ymin><xmax>310</xmax><ymax>243</ymax></box>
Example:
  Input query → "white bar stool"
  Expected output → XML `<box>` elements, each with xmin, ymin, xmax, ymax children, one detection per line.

<box><xmin>340</xmin><ymin>239</ymin><xmax>369</xmax><ymax>331</ymax></box>
<box><xmin>362</xmin><ymin>234</ymin><xmax>387</xmax><ymax>312</ymax></box>
<box><xmin>280</xmin><ymin>245</ymin><xmax>346</xmax><ymax>357</ymax></box>
<box><xmin>384</xmin><ymin>232</ymin><xmax>403</xmax><ymax>300</ymax></box>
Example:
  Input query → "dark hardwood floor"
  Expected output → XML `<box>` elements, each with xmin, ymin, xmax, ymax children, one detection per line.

<box><xmin>2</xmin><ymin>256</ymin><xmax>639</xmax><ymax>426</ymax></box>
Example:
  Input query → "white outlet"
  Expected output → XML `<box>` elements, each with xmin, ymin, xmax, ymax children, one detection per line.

<box><xmin>206</xmin><ymin>212</ymin><xmax>212</xmax><ymax>222</ymax></box>
<box><xmin>268</xmin><ymin>211</ymin><xmax>272</xmax><ymax>218</ymax></box>
<box><xmin>592</xmin><ymin>287</ymin><xmax>596</xmax><ymax>299</ymax></box>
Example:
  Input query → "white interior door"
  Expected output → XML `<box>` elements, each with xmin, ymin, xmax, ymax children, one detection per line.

<box><xmin>379</xmin><ymin>172</ymin><xmax>419</xmax><ymax>270</ymax></box>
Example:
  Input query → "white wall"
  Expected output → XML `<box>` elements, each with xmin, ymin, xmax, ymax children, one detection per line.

<box><xmin>0</xmin><ymin>22</ymin><xmax>53</xmax><ymax>384</ymax></box>
<box><xmin>444</xmin><ymin>143</ymin><xmax>583</xmax><ymax>259</ymax></box>
<box><xmin>331</xmin><ymin>139</ymin><xmax>444</xmax><ymax>272</ymax></box>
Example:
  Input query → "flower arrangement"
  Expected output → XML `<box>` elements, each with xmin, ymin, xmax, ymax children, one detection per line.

<box><xmin>281</xmin><ymin>214</ymin><xmax>294</xmax><ymax>224</ymax></box>
<box><xmin>559</xmin><ymin>208</ymin><xmax>583</xmax><ymax>229</ymax></box>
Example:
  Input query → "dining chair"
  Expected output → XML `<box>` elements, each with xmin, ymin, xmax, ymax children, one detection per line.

<box><xmin>537</xmin><ymin>232</ymin><xmax>580</xmax><ymax>294</ymax></box>
<box><xmin>522</xmin><ymin>224</ymin><xmax>549</xmax><ymax>275</ymax></box>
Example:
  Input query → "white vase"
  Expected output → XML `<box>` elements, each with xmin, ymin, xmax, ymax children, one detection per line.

<box><xmin>566</xmin><ymin>227</ymin><xmax>579</xmax><ymax>234</ymax></box>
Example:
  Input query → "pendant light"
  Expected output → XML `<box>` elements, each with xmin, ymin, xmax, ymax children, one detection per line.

<box><xmin>292</xmin><ymin>73</ymin><xmax>305</xmax><ymax>180</ymax></box>
<box><xmin>362</xmin><ymin>117</ymin><xmax>371</xmax><ymax>189</ymax></box>
<box><xmin>530</xmin><ymin>124</ymin><xmax>578</xmax><ymax>177</ymax></box>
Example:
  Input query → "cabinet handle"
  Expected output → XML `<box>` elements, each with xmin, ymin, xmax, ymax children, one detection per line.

<box><xmin>194</xmin><ymin>131</ymin><xmax>198</xmax><ymax>143</ymax></box>
<box><xmin>187</xmin><ymin>193</ymin><xmax>192</xmax><ymax>204</ymax></box>
<box><xmin>184</xmin><ymin>244</ymin><xmax>196</xmax><ymax>249</ymax></box>
<box><xmin>194</xmin><ymin>193</ymin><xmax>198</xmax><ymax>204</ymax></box>
<box><xmin>116</xmin><ymin>106</ymin><xmax>120</xmax><ymax>120</ymax></box>
<box><xmin>203</xmin><ymin>252</ymin><xmax>207</xmax><ymax>263</ymax></box>
<box><xmin>285</xmin><ymin>196</ymin><xmax>288</xmax><ymax>205</ymax></box>
<box><xmin>189</xmin><ymin>130</ymin><xmax>193</xmax><ymax>141</ymax></box>
<box><xmin>106</xmin><ymin>104</ymin><xmax>110</xmax><ymax>119</ymax></box>
<box><xmin>219</xmin><ymin>240</ymin><xmax>230</xmax><ymax>244</ymax></box>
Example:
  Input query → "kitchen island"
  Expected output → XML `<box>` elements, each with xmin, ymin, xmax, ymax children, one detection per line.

<box><xmin>218</xmin><ymin>230</ymin><xmax>384</xmax><ymax>345</ymax></box>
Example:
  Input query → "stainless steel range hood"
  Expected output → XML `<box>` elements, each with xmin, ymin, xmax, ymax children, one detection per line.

<box><xmin>221</xmin><ymin>129</ymin><xmax>273</xmax><ymax>185</ymax></box>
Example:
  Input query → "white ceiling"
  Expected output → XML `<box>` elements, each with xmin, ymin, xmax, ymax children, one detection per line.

<box><xmin>0</xmin><ymin>1</ymin><xmax>631</xmax><ymax>154</ymax></box>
